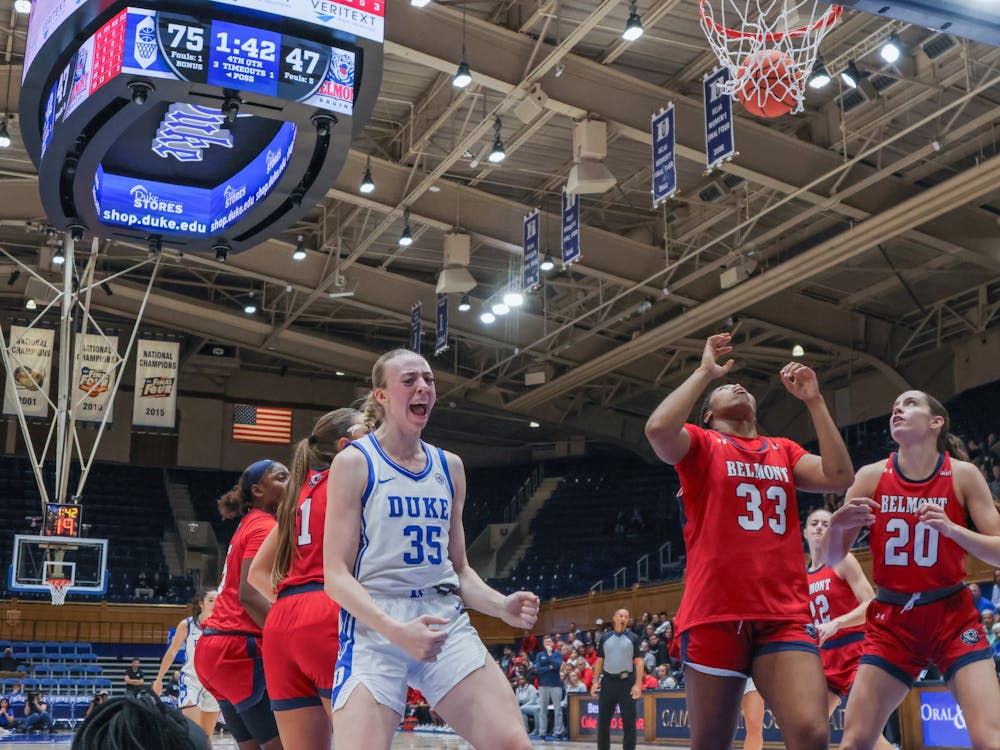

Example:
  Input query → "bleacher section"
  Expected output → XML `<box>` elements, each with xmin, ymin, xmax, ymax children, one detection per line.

<box><xmin>173</xmin><ymin>467</ymin><xmax>242</xmax><ymax>546</ymax></box>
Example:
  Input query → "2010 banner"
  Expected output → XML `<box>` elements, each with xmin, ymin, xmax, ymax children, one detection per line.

<box><xmin>73</xmin><ymin>333</ymin><xmax>119</xmax><ymax>424</ymax></box>
<box><xmin>132</xmin><ymin>339</ymin><xmax>179</xmax><ymax>429</ymax></box>
<box><xmin>3</xmin><ymin>325</ymin><xmax>55</xmax><ymax>418</ymax></box>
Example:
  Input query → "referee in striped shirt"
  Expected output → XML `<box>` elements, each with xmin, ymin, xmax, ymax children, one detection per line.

<box><xmin>591</xmin><ymin>608</ymin><xmax>644</xmax><ymax>750</ymax></box>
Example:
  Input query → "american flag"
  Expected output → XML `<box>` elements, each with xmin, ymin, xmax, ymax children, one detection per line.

<box><xmin>232</xmin><ymin>404</ymin><xmax>292</xmax><ymax>444</ymax></box>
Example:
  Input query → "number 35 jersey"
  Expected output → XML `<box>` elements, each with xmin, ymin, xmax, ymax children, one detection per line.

<box><xmin>349</xmin><ymin>434</ymin><xmax>460</xmax><ymax>598</ymax></box>
<box><xmin>674</xmin><ymin>424</ymin><xmax>809</xmax><ymax>633</ymax></box>
<box><xmin>870</xmin><ymin>452</ymin><xmax>965</xmax><ymax>592</ymax></box>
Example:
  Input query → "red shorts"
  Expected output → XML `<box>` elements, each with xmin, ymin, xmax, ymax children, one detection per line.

<box><xmin>674</xmin><ymin>619</ymin><xmax>819</xmax><ymax>676</ymax></box>
<box><xmin>194</xmin><ymin>632</ymin><xmax>266</xmax><ymax>712</ymax></box>
<box><xmin>861</xmin><ymin>589</ymin><xmax>991</xmax><ymax>686</ymax></box>
<box><xmin>820</xmin><ymin>632</ymin><xmax>864</xmax><ymax>697</ymax></box>
<box><xmin>263</xmin><ymin>586</ymin><xmax>340</xmax><ymax>710</ymax></box>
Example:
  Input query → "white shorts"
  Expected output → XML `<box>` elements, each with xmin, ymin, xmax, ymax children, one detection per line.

<box><xmin>332</xmin><ymin>592</ymin><xmax>488</xmax><ymax>717</ymax></box>
<box><xmin>179</xmin><ymin>669</ymin><xmax>220</xmax><ymax>713</ymax></box>
<box><xmin>744</xmin><ymin>677</ymin><xmax>758</xmax><ymax>696</ymax></box>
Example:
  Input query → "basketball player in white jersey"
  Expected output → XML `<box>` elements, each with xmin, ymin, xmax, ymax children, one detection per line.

<box><xmin>153</xmin><ymin>588</ymin><xmax>220</xmax><ymax>743</ymax></box>
<box><xmin>323</xmin><ymin>348</ymin><xmax>539</xmax><ymax>750</ymax></box>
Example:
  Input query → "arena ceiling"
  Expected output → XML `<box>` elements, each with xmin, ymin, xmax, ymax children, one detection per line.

<box><xmin>0</xmin><ymin>1</ymin><xmax>999</xmax><ymax>453</ymax></box>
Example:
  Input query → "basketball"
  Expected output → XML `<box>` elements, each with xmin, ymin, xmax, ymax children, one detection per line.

<box><xmin>736</xmin><ymin>48</ymin><xmax>802</xmax><ymax>118</ymax></box>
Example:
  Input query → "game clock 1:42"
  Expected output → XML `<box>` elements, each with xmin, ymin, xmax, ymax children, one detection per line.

<box><xmin>44</xmin><ymin>503</ymin><xmax>83</xmax><ymax>538</ymax></box>
<box><xmin>155</xmin><ymin>13</ymin><xmax>334</xmax><ymax>103</ymax></box>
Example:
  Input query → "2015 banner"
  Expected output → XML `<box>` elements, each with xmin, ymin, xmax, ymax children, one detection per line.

<box><xmin>3</xmin><ymin>325</ymin><xmax>55</xmax><ymax>418</ymax></box>
<box><xmin>73</xmin><ymin>333</ymin><xmax>119</xmax><ymax>423</ymax></box>
<box><xmin>132</xmin><ymin>339</ymin><xmax>179</xmax><ymax>429</ymax></box>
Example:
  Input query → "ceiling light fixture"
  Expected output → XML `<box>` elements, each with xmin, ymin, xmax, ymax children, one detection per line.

<box><xmin>25</xmin><ymin>298</ymin><xmax>36</xmax><ymax>310</ymax></box>
<box><xmin>410</xmin><ymin>0</ymin><xmax>431</xmax><ymax>6</ymax></box>
<box><xmin>0</xmin><ymin>119</ymin><xmax>10</xmax><ymax>149</ymax></box>
<box><xmin>540</xmin><ymin>254</ymin><xmax>555</xmax><ymax>272</ymax></box>
<box><xmin>7</xmin><ymin>269</ymin><xmax>20</xmax><ymax>285</ymax></box>
<box><xmin>292</xmin><ymin>235</ymin><xmax>307</xmax><ymax>261</ymax></box>
<box><xmin>840</xmin><ymin>60</ymin><xmax>860</xmax><ymax>89</ymax></box>
<box><xmin>52</xmin><ymin>242</ymin><xmax>65</xmax><ymax>265</ymax></box>
<box><xmin>622</xmin><ymin>0</ymin><xmax>644</xmax><ymax>41</ymax></box>
<box><xmin>458</xmin><ymin>293</ymin><xmax>471</xmax><ymax>312</ymax></box>
<box><xmin>452</xmin><ymin>4</ymin><xmax>473</xmax><ymax>88</ymax></box>
<box><xmin>529</xmin><ymin>421</ymin><xmax>540</xmax><ymax>428</ymax></box>
<box><xmin>398</xmin><ymin>208</ymin><xmax>413</xmax><ymax>247</ymax></box>
<box><xmin>792</xmin><ymin>344</ymin><xmax>805</xmax><ymax>358</ymax></box>
<box><xmin>880</xmin><ymin>33</ymin><xmax>901</xmax><ymax>64</ymax></box>
<box><xmin>808</xmin><ymin>61</ymin><xmax>831</xmax><ymax>89</ymax></box>
<box><xmin>487</xmin><ymin>117</ymin><xmax>506</xmax><ymax>163</ymax></box>
<box><xmin>359</xmin><ymin>155</ymin><xmax>375</xmax><ymax>194</ymax></box>
<box><xmin>13</xmin><ymin>0</ymin><xmax>31</xmax><ymax>13</ymax></box>
<box><xmin>101</xmin><ymin>280</ymin><xmax>113</xmax><ymax>296</ymax></box>
<box><xmin>502</xmin><ymin>291</ymin><xmax>524</xmax><ymax>307</ymax></box>
<box><xmin>244</xmin><ymin>293</ymin><xmax>257</xmax><ymax>315</ymax></box>
<box><xmin>480</xmin><ymin>311</ymin><xmax>495</xmax><ymax>324</ymax></box>
<box><xmin>491</xmin><ymin>301</ymin><xmax>510</xmax><ymax>316</ymax></box>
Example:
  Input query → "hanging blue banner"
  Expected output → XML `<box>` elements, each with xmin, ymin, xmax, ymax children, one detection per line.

<box><xmin>561</xmin><ymin>190</ymin><xmax>581</xmax><ymax>266</ymax></box>
<box><xmin>410</xmin><ymin>302</ymin><xmax>422</xmax><ymax>354</ymax></box>
<box><xmin>704</xmin><ymin>68</ymin><xmax>735</xmax><ymax>172</ymax></box>
<box><xmin>652</xmin><ymin>104</ymin><xmax>677</xmax><ymax>207</ymax></box>
<box><xmin>434</xmin><ymin>294</ymin><xmax>449</xmax><ymax>356</ymax></box>
<box><xmin>523</xmin><ymin>210</ymin><xmax>540</xmax><ymax>291</ymax></box>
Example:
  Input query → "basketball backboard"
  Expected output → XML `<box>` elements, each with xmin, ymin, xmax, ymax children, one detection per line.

<box><xmin>831</xmin><ymin>1</ymin><xmax>1000</xmax><ymax>47</ymax></box>
<box><xmin>8</xmin><ymin>534</ymin><xmax>108</xmax><ymax>594</ymax></box>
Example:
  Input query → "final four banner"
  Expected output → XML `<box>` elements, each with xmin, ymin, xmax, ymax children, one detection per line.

<box><xmin>704</xmin><ymin>68</ymin><xmax>735</xmax><ymax>172</ymax></box>
<box><xmin>132</xmin><ymin>339</ymin><xmax>180</xmax><ymax>430</ymax></box>
<box><xmin>410</xmin><ymin>302</ymin><xmax>422</xmax><ymax>354</ymax></box>
<box><xmin>73</xmin><ymin>333</ymin><xmax>119</xmax><ymax>423</ymax></box>
<box><xmin>523</xmin><ymin>209</ymin><xmax>541</xmax><ymax>291</ymax></box>
<box><xmin>652</xmin><ymin>104</ymin><xmax>677</xmax><ymax>207</ymax></box>
<box><xmin>562</xmin><ymin>189</ymin><xmax>581</xmax><ymax>266</ymax></box>
<box><xmin>434</xmin><ymin>294</ymin><xmax>449</xmax><ymax>356</ymax></box>
<box><xmin>3</xmin><ymin>325</ymin><xmax>55</xmax><ymax>418</ymax></box>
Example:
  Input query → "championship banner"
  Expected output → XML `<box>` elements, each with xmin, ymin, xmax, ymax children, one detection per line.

<box><xmin>522</xmin><ymin>209</ymin><xmax>540</xmax><ymax>292</ymax></box>
<box><xmin>652</xmin><ymin>104</ymin><xmax>677</xmax><ymax>206</ymax></box>
<box><xmin>704</xmin><ymin>68</ymin><xmax>735</xmax><ymax>172</ymax></box>
<box><xmin>73</xmin><ymin>333</ymin><xmax>119</xmax><ymax>423</ymax></box>
<box><xmin>434</xmin><ymin>294</ymin><xmax>449</xmax><ymax>356</ymax></box>
<box><xmin>132</xmin><ymin>339</ymin><xmax>179</xmax><ymax>429</ymax></box>
<box><xmin>410</xmin><ymin>302</ymin><xmax>422</xmax><ymax>354</ymax></box>
<box><xmin>561</xmin><ymin>189</ymin><xmax>581</xmax><ymax>266</ymax></box>
<box><xmin>3</xmin><ymin>325</ymin><xmax>55</xmax><ymax>418</ymax></box>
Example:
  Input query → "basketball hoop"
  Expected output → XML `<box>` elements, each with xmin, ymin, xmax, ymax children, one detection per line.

<box><xmin>698</xmin><ymin>0</ymin><xmax>843</xmax><ymax>116</ymax></box>
<box><xmin>46</xmin><ymin>578</ymin><xmax>71</xmax><ymax>606</ymax></box>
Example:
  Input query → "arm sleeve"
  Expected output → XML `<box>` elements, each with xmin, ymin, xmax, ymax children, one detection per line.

<box><xmin>631</xmin><ymin>634</ymin><xmax>641</xmax><ymax>660</ymax></box>
<box><xmin>596</xmin><ymin>635</ymin><xmax>605</xmax><ymax>659</ymax></box>
<box><xmin>243</xmin><ymin>515</ymin><xmax>276</xmax><ymax>558</ymax></box>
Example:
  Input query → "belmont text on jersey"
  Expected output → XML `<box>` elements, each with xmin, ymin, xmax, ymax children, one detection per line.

<box><xmin>809</xmin><ymin>578</ymin><xmax>831</xmax><ymax>595</ymax></box>
<box><xmin>387</xmin><ymin>496</ymin><xmax>450</xmax><ymax>520</ymax></box>
<box><xmin>879</xmin><ymin>495</ymin><xmax>947</xmax><ymax>513</ymax></box>
<box><xmin>725</xmin><ymin>461</ymin><xmax>790</xmax><ymax>483</ymax></box>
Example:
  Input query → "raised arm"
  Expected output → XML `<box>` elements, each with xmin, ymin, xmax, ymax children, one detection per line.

<box><xmin>445</xmin><ymin>451</ymin><xmax>539</xmax><ymax>629</ymax></box>
<box><xmin>781</xmin><ymin>363</ymin><xmax>854</xmax><ymax>493</ymax></box>
<box><xmin>323</xmin><ymin>448</ymin><xmax>448</xmax><ymax>662</ymax></box>
<box><xmin>822</xmin><ymin>464</ymin><xmax>881</xmax><ymax>567</ymax></box>
<box><xmin>917</xmin><ymin>461</ymin><xmax>1000</xmax><ymax>567</ymax></box>
<box><xmin>248</xmin><ymin>527</ymin><xmax>279</xmax><ymax>603</ymax></box>
<box><xmin>645</xmin><ymin>334</ymin><xmax>734</xmax><ymax>465</ymax></box>
<box><xmin>152</xmin><ymin>619</ymin><xmax>189</xmax><ymax>696</ymax></box>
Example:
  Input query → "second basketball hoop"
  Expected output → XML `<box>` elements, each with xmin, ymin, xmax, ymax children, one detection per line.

<box><xmin>699</xmin><ymin>0</ymin><xmax>842</xmax><ymax>117</ymax></box>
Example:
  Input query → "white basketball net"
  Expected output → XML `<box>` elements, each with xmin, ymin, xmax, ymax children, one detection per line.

<box><xmin>699</xmin><ymin>0</ymin><xmax>842</xmax><ymax>115</ymax></box>
<box><xmin>47</xmin><ymin>579</ymin><xmax>71</xmax><ymax>606</ymax></box>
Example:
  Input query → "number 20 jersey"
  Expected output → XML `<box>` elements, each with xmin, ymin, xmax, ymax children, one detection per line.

<box><xmin>870</xmin><ymin>452</ymin><xmax>965</xmax><ymax>592</ymax></box>
<box><xmin>348</xmin><ymin>434</ymin><xmax>459</xmax><ymax>597</ymax></box>
<box><xmin>674</xmin><ymin>424</ymin><xmax>809</xmax><ymax>633</ymax></box>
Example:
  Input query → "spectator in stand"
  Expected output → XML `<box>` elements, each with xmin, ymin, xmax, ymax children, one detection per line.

<box><xmin>166</xmin><ymin>670</ymin><xmax>182</xmax><ymax>700</ymax></box>
<box><xmin>23</xmin><ymin>691</ymin><xmax>53</xmax><ymax>733</ymax></box>
<box><xmin>85</xmin><ymin>691</ymin><xmax>109</xmax><ymax>720</ymax></box>
<box><xmin>641</xmin><ymin>671</ymin><xmax>659</xmax><ymax>691</ymax></box>
<box><xmin>0</xmin><ymin>697</ymin><xmax>16</xmax><ymax>732</ymax></box>
<box><xmin>7</xmin><ymin>683</ymin><xmax>25</xmax><ymax>713</ymax></box>
<box><xmin>648</xmin><ymin>634</ymin><xmax>667</xmax><ymax>666</ymax></box>
<box><xmin>124</xmin><ymin>658</ymin><xmax>146</xmax><ymax>696</ymax></box>
<box><xmin>583</xmin><ymin>643</ymin><xmax>598</xmax><ymax>667</ymax></box>
<box><xmin>984</xmin><ymin>611</ymin><xmax>998</xmax><ymax>648</ymax></box>
<box><xmin>520</xmin><ymin>630</ymin><xmax>538</xmax><ymax>658</ymax></box>
<box><xmin>576</xmin><ymin>657</ymin><xmax>594</xmax><ymax>690</ymax></box>
<box><xmin>499</xmin><ymin>646</ymin><xmax>515</xmax><ymax>677</ymax></box>
<box><xmin>0</xmin><ymin>648</ymin><xmax>22</xmax><ymax>676</ymax></box>
<box><xmin>533</xmin><ymin>636</ymin><xmax>564</xmax><ymax>740</ymax></box>
<box><xmin>969</xmin><ymin>582</ymin><xmax>993</xmax><ymax>613</ymax></box>
<box><xmin>641</xmin><ymin>641</ymin><xmax>656</xmax><ymax>674</ymax></box>
<box><xmin>563</xmin><ymin>669</ymin><xmax>588</xmax><ymax>727</ymax></box>
<box><xmin>405</xmin><ymin>688</ymin><xmax>434</xmax><ymax>726</ymax></box>
<box><xmin>991</xmin><ymin>570</ymin><xmax>1000</xmax><ymax>611</ymax></box>
<box><xmin>654</xmin><ymin>613</ymin><xmax>670</xmax><ymax>636</ymax></box>
<box><xmin>989</xmin><ymin>465</ymin><xmax>1000</xmax><ymax>499</ymax></box>
<box><xmin>514</xmin><ymin>675</ymin><xmax>538</xmax><ymax>734</ymax></box>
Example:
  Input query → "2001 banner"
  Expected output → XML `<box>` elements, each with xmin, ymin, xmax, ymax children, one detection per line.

<box><xmin>3</xmin><ymin>325</ymin><xmax>55</xmax><ymax>419</ymax></box>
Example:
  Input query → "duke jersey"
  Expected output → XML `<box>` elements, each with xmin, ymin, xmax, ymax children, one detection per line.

<box><xmin>870</xmin><ymin>452</ymin><xmax>965</xmax><ymax>592</ymax></box>
<box><xmin>181</xmin><ymin>616</ymin><xmax>205</xmax><ymax>680</ymax></box>
<box><xmin>349</xmin><ymin>434</ymin><xmax>459</xmax><ymax>597</ymax></box>
<box><xmin>278</xmin><ymin>470</ymin><xmax>329</xmax><ymax>591</ymax></box>
<box><xmin>203</xmin><ymin>508</ymin><xmax>275</xmax><ymax>635</ymax></box>
<box><xmin>806</xmin><ymin>564</ymin><xmax>863</xmax><ymax>638</ymax></box>
<box><xmin>674</xmin><ymin>423</ymin><xmax>809</xmax><ymax>632</ymax></box>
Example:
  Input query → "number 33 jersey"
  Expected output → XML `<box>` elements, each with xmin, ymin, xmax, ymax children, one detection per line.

<box><xmin>869</xmin><ymin>452</ymin><xmax>965</xmax><ymax>592</ymax></box>
<box><xmin>674</xmin><ymin>424</ymin><xmax>809</xmax><ymax>632</ymax></box>
<box><xmin>349</xmin><ymin>434</ymin><xmax>460</xmax><ymax>598</ymax></box>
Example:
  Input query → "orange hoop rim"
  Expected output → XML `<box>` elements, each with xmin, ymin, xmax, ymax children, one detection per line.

<box><xmin>698</xmin><ymin>1</ymin><xmax>843</xmax><ymax>42</ymax></box>
<box><xmin>47</xmin><ymin>578</ymin><xmax>71</xmax><ymax>588</ymax></box>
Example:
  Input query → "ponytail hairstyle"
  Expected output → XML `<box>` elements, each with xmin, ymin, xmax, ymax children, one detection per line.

<box><xmin>361</xmin><ymin>348</ymin><xmax>413</xmax><ymax>432</ymax></box>
<box><xmin>271</xmin><ymin>408</ymin><xmax>363</xmax><ymax>589</ymax></box>
<box><xmin>217</xmin><ymin>460</ymin><xmax>278</xmax><ymax>520</ymax></box>
<box><xmin>920</xmin><ymin>392</ymin><xmax>969</xmax><ymax>461</ymax></box>
<box><xmin>190</xmin><ymin>587</ymin><xmax>217</xmax><ymax>621</ymax></box>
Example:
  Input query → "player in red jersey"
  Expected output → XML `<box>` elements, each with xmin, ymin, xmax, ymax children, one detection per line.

<box><xmin>823</xmin><ymin>390</ymin><xmax>1000</xmax><ymax>750</ymax></box>
<box><xmin>194</xmin><ymin>459</ymin><xmax>289</xmax><ymax>750</ymax></box>
<box><xmin>804</xmin><ymin>509</ymin><xmax>893</xmax><ymax>750</ymax></box>
<box><xmin>247</xmin><ymin>408</ymin><xmax>365</xmax><ymax>750</ymax></box>
<box><xmin>645</xmin><ymin>333</ymin><xmax>854</xmax><ymax>750</ymax></box>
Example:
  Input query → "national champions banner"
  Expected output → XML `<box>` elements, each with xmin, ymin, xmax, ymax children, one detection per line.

<box><xmin>562</xmin><ymin>189</ymin><xmax>581</xmax><ymax>266</ymax></box>
<box><xmin>3</xmin><ymin>325</ymin><xmax>55</xmax><ymax>418</ymax></box>
<box><xmin>132</xmin><ymin>339</ymin><xmax>179</xmax><ymax>429</ymax></box>
<box><xmin>73</xmin><ymin>333</ymin><xmax>119</xmax><ymax>423</ymax></box>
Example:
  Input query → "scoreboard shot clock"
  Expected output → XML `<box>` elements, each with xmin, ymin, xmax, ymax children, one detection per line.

<box><xmin>20</xmin><ymin>0</ymin><xmax>384</xmax><ymax>255</ymax></box>
<box><xmin>43</xmin><ymin>502</ymin><xmax>83</xmax><ymax>538</ymax></box>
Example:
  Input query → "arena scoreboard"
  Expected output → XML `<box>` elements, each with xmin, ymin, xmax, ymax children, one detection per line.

<box><xmin>20</xmin><ymin>0</ymin><xmax>383</xmax><ymax>254</ymax></box>
<box><xmin>43</xmin><ymin>503</ymin><xmax>83</xmax><ymax>538</ymax></box>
